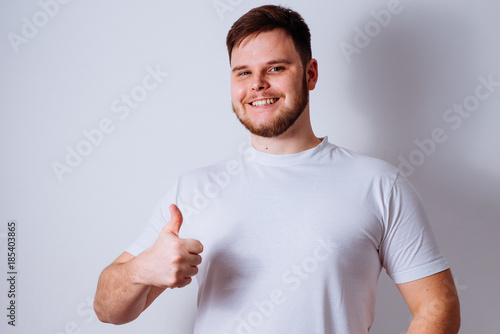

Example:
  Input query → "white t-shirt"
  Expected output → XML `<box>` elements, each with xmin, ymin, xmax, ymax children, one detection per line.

<box><xmin>126</xmin><ymin>137</ymin><xmax>449</xmax><ymax>333</ymax></box>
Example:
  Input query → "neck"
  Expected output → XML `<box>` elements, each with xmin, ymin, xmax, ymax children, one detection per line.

<box><xmin>250</xmin><ymin>107</ymin><xmax>320</xmax><ymax>155</ymax></box>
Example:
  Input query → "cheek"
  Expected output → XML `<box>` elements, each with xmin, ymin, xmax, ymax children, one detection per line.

<box><xmin>275</xmin><ymin>74</ymin><xmax>297</xmax><ymax>93</ymax></box>
<box><xmin>288</xmin><ymin>76</ymin><xmax>304</xmax><ymax>97</ymax></box>
<box><xmin>231</xmin><ymin>82</ymin><xmax>246</xmax><ymax>103</ymax></box>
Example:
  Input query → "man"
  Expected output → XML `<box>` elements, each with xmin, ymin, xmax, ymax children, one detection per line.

<box><xmin>94</xmin><ymin>5</ymin><xmax>460</xmax><ymax>333</ymax></box>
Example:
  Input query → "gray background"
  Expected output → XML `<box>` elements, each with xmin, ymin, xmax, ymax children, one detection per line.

<box><xmin>1</xmin><ymin>0</ymin><xmax>499</xmax><ymax>333</ymax></box>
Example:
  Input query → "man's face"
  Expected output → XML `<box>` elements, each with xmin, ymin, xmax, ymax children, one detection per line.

<box><xmin>230</xmin><ymin>29</ymin><xmax>309</xmax><ymax>138</ymax></box>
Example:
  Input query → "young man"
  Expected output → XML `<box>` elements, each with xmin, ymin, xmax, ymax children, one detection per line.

<box><xmin>94</xmin><ymin>5</ymin><xmax>460</xmax><ymax>333</ymax></box>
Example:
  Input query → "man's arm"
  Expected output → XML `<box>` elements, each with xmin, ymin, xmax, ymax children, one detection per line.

<box><xmin>94</xmin><ymin>251</ymin><xmax>165</xmax><ymax>324</ymax></box>
<box><xmin>397</xmin><ymin>269</ymin><xmax>460</xmax><ymax>333</ymax></box>
<box><xmin>93</xmin><ymin>204</ymin><xmax>203</xmax><ymax>325</ymax></box>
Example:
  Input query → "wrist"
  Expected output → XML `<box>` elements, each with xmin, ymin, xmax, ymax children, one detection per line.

<box><xmin>127</xmin><ymin>254</ymin><xmax>148</xmax><ymax>286</ymax></box>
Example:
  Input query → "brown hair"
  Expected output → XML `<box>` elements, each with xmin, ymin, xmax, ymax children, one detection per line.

<box><xmin>226</xmin><ymin>5</ymin><xmax>312</xmax><ymax>66</ymax></box>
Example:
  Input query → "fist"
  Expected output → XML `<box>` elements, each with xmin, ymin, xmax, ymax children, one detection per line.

<box><xmin>136</xmin><ymin>204</ymin><xmax>203</xmax><ymax>288</ymax></box>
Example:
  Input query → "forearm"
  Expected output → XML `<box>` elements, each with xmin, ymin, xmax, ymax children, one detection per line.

<box><xmin>94</xmin><ymin>259</ymin><xmax>152</xmax><ymax>325</ymax></box>
<box><xmin>406</xmin><ymin>298</ymin><xmax>460</xmax><ymax>334</ymax></box>
<box><xmin>94</xmin><ymin>206</ymin><xmax>203</xmax><ymax>324</ymax></box>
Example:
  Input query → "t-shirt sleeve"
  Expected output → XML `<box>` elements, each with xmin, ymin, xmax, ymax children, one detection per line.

<box><xmin>124</xmin><ymin>183</ymin><xmax>177</xmax><ymax>257</ymax></box>
<box><xmin>379</xmin><ymin>173</ymin><xmax>449</xmax><ymax>284</ymax></box>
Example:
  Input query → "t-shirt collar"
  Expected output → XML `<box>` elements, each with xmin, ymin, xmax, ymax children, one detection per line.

<box><xmin>246</xmin><ymin>136</ymin><xmax>333</xmax><ymax>166</ymax></box>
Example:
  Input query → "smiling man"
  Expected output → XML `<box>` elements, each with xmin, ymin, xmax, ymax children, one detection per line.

<box><xmin>230</xmin><ymin>28</ymin><xmax>311</xmax><ymax>139</ymax></box>
<box><xmin>94</xmin><ymin>5</ymin><xmax>460</xmax><ymax>333</ymax></box>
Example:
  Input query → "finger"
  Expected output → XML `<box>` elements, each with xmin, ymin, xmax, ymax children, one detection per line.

<box><xmin>184</xmin><ymin>253</ymin><xmax>202</xmax><ymax>266</ymax></box>
<box><xmin>172</xmin><ymin>277</ymin><xmax>192</xmax><ymax>289</ymax></box>
<box><xmin>184</xmin><ymin>265</ymin><xmax>199</xmax><ymax>278</ymax></box>
<box><xmin>183</xmin><ymin>238</ymin><xmax>204</xmax><ymax>254</ymax></box>
<box><xmin>165</xmin><ymin>204</ymin><xmax>183</xmax><ymax>236</ymax></box>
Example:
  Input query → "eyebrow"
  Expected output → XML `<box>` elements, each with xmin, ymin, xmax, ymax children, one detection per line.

<box><xmin>231</xmin><ymin>59</ymin><xmax>293</xmax><ymax>73</ymax></box>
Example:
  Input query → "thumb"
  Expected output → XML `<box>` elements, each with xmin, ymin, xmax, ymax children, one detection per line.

<box><xmin>165</xmin><ymin>204</ymin><xmax>183</xmax><ymax>236</ymax></box>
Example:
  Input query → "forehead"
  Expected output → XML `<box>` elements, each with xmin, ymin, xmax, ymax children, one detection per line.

<box><xmin>230</xmin><ymin>28</ymin><xmax>301</xmax><ymax>67</ymax></box>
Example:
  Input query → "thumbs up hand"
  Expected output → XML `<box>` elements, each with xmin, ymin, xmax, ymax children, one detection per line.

<box><xmin>134</xmin><ymin>204</ymin><xmax>204</xmax><ymax>289</ymax></box>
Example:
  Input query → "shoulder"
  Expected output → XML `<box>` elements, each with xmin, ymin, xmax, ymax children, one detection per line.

<box><xmin>176</xmin><ymin>151</ymin><xmax>245</xmax><ymax>187</ymax></box>
<box><xmin>330</xmin><ymin>146</ymin><xmax>400</xmax><ymax>182</ymax></box>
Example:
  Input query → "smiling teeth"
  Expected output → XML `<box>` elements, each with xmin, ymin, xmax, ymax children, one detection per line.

<box><xmin>251</xmin><ymin>98</ymin><xmax>278</xmax><ymax>107</ymax></box>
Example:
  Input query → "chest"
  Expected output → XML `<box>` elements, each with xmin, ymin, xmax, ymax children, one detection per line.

<box><xmin>181</xmin><ymin>168</ymin><xmax>385</xmax><ymax>280</ymax></box>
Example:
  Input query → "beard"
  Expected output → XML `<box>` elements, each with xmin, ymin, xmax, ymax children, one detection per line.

<box><xmin>232</xmin><ymin>74</ymin><xmax>309</xmax><ymax>138</ymax></box>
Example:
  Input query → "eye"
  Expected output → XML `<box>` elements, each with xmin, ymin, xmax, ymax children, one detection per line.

<box><xmin>238</xmin><ymin>71</ymin><xmax>250</xmax><ymax>77</ymax></box>
<box><xmin>269</xmin><ymin>66</ymin><xmax>284</xmax><ymax>72</ymax></box>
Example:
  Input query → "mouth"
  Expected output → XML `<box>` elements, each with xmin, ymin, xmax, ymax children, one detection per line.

<box><xmin>249</xmin><ymin>98</ymin><xmax>280</xmax><ymax>107</ymax></box>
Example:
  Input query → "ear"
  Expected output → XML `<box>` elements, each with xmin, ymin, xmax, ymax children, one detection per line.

<box><xmin>305</xmin><ymin>58</ymin><xmax>319</xmax><ymax>91</ymax></box>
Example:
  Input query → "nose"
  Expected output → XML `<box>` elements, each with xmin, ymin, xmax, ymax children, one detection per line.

<box><xmin>251</xmin><ymin>73</ymin><xmax>269</xmax><ymax>91</ymax></box>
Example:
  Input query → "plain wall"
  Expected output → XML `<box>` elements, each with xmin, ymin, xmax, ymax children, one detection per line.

<box><xmin>1</xmin><ymin>0</ymin><xmax>499</xmax><ymax>333</ymax></box>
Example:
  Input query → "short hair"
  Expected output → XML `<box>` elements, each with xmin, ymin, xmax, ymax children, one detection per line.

<box><xmin>226</xmin><ymin>5</ymin><xmax>312</xmax><ymax>66</ymax></box>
